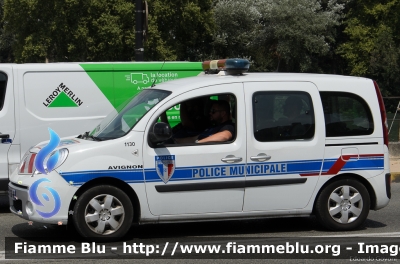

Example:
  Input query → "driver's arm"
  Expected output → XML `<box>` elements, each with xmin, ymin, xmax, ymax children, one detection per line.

<box><xmin>197</xmin><ymin>130</ymin><xmax>232</xmax><ymax>143</ymax></box>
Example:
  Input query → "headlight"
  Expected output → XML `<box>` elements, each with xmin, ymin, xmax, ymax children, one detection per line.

<box><xmin>19</xmin><ymin>152</ymin><xmax>37</xmax><ymax>175</ymax></box>
<box><xmin>35</xmin><ymin>148</ymin><xmax>69</xmax><ymax>175</ymax></box>
<box><xmin>19</xmin><ymin>148</ymin><xmax>69</xmax><ymax>175</ymax></box>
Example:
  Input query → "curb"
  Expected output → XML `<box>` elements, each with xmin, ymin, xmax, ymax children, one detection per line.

<box><xmin>392</xmin><ymin>172</ymin><xmax>400</xmax><ymax>182</ymax></box>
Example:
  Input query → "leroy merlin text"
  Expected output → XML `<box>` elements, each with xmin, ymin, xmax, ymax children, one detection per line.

<box><xmin>42</xmin><ymin>83</ymin><xmax>83</xmax><ymax>107</ymax></box>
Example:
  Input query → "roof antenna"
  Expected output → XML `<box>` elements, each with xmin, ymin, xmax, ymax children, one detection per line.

<box><xmin>151</xmin><ymin>60</ymin><xmax>166</xmax><ymax>88</ymax></box>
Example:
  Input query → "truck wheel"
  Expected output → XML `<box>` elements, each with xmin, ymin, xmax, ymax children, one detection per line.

<box><xmin>72</xmin><ymin>185</ymin><xmax>133</xmax><ymax>241</ymax></box>
<box><xmin>315</xmin><ymin>178</ymin><xmax>370</xmax><ymax>231</ymax></box>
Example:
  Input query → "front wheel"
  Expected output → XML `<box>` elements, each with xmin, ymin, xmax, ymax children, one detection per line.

<box><xmin>72</xmin><ymin>185</ymin><xmax>133</xmax><ymax>241</ymax></box>
<box><xmin>315</xmin><ymin>178</ymin><xmax>370</xmax><ymax>231</ymax></box>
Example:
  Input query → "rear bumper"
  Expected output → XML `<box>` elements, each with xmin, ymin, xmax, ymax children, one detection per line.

<box><xmin>368</xmin><ymin>172</ymin><xmax>391</xmax><ymax>210</ymax></box>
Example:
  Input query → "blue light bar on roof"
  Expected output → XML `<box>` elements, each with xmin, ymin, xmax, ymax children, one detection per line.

<box><xmin>225</xmin><ymin>58</ymin><xmax>250</xmax><ymax>75</ymax></box>
<box><xmin>202</xmin><ymin>58</ymin><xmax>250</xmax><ymax>75</ymax></box>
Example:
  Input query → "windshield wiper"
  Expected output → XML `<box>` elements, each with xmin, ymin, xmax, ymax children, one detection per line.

<box><xmin>77</xmin><ymin>131</ymin><xmax>102</xmax><ymax>141</ymax></box>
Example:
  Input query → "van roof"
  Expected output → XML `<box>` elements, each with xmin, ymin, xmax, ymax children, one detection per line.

<box><xmin>151</xmin><ymin>72</ymin><xmax>373</xmax><ymax>93</ymax></box>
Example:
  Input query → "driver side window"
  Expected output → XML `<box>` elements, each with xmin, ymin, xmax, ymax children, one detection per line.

<box><xmin>152</xmin><ymin>94</ymin><xmax>237</xmax><ymax>147</ymax></box>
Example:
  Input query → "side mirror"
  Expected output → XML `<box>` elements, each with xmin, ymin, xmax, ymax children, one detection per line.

<box><xmin>0</xmin><ymin>134</ymin><xmax>9</xmax><ymax>138</ymax></box>
<box><xmin>149</xmin><ymin>122</ymin><xmax>172</xmax><ymax>143</ymax></box>
<box><xmin>0</xmin><ymin>134</ymin><xmax>11</xmax><ymax>144</ymax></box>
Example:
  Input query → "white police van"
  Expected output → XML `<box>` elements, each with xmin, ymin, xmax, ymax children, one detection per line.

<box><xmin>8</xmin><ymin>59</ymin><xmax>391</xmax><ymax>240</ymax></box>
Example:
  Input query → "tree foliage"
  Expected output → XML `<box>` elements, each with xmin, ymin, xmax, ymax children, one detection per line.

<box><xmin>213</xmin><ymin>0</ymin><xmax>345</xmax><ymax>72</ymax></box>
<box><xmin>3</xmin><ymin>0</ymin><xmax>136</xmax><ymax>62</ymax></box>
<box><xmin>338</xmin><ymin>0</ymin><xmax>400</xmax><ymax>99</ymax></box>
<box><xmin>1</xmin><ymin>0</ymin><xmax>400</xmax><ymax>105</ymax></box>
<box><xmin>144</xmin><ymin>0</ymin><xmax>214</xmax><ymax>61</ymax></box>
<box><xmin>2</xmin><ymin>0</ymin><xmax>214</xmax><ymax>62</ymax></box>
<box><xmin>0</xmin><ymin>0</ymin><xmax>13</xmax><ymax>62</ymax></box>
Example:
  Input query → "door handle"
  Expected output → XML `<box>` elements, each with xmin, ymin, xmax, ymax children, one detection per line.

<box><xmin>250</xmin><ymin>153</ymin><xmax>271</xmax><ymax>162</ymax></box>
<box><xmin>221</xmin><ymin>155</ymin><xmax>242</xmax><ymax>163</ymax></box>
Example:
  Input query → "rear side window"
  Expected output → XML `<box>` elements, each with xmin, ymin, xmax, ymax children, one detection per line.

<box><xmin>320</xmin><ymin>92</ymin><xmax>374</xmax><ymax>137</ymax></box>
<box><xmin>253</xmin><ymin>91</ymin><xmax>315</xmax><ymax>142</ymax></box>
<box><xmin>0</xmin><ymin>73</ymin><xmax>7</xmax><ymax>111</ymax></box>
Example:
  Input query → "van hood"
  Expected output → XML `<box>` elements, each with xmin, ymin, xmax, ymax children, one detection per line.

<box><xmin>30</xmin><ymin>137</ymin><xmax>96</xmax><ymax>153</ymax></box>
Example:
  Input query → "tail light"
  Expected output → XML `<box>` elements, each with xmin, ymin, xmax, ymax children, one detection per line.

<box><xmin>373</xmin><ymin>80</ymin><xmax>389</xmax><ymax>147</ymax></box>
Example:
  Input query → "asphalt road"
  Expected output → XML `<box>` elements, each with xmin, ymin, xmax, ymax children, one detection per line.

<box><xmin>1</xmin><ymin>183</ymin><xmax>399</xmax><ymax>263</ymax></box>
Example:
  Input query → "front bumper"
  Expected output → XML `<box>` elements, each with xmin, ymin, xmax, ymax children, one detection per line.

<box><xmin>8</xmin><ymin>171</ymin><xmax>78</xmax><ymax>225</ymax></box>
<box><xmin>8</xmin><ymin>181</ymin><xmax>69</xmax><ymax>224</ymax></box>
<box><xmin>8</xmin><ymin>182</ymin><xmax>28</xmax><ymax>218</ymax></box>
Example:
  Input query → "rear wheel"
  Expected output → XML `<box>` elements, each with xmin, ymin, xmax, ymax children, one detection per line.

<box><xmin>315</xmin><ymin>178</ymin><xmax>370</xmax><ymax>231</ymax></box>
<box><xmin>72</xmin><ymin>185</ymin><xmax>133</xmax><ymax>241</ymax></box>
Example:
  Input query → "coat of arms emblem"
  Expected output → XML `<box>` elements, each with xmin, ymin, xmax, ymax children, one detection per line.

<box><xmin>155</xmin><ymin>155</ymin><xmax>175</xmax><ymax>183</ymax></box>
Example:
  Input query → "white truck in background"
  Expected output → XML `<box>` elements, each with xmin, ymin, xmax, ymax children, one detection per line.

<box><xmin>0</xmin><ymin>62</ymin><xmax>202</xmax><ymax>194</ymax></box>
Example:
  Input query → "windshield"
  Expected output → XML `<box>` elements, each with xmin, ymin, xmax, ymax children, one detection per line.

<box><xmin>91</xmin><ymin>89</ymin><xmax>171</xmax><ymax>141</ymax></box>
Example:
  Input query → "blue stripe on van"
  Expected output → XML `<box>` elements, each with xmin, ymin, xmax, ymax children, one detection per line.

<box><xmin>59</xmin><ymin>155</ymin><xmax>384</xmax><ymax>185</ymax></box>
<box><xmin>60</xmin><ymin>169</ymin><xmax>144</xmax><ymax>186</ymax></box>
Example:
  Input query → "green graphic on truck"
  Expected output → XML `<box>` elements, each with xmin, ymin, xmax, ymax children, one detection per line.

<box><xmin>43</xmin><ymin>83</ymin><xmax>83</xmax><ymax>108</ymax></box>
<box><xmin>129</xmin><ymin>73</ymin><xmax>150</xmax><ymax>85</ymax></box>
<box><xmin>80</xmin><ymin>62</ymin><xmax>203</xmax><ymax>127</ymax></box>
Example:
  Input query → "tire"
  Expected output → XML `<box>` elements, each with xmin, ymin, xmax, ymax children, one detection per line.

<box><xmin>315</xmin><ymin>178</ymin><xmax>370</xmax><ymax>231</ymax></box>
<box><xmin>72</xmin><ymin>185</ymin><xmax>133</xmax><ymax>241</ymax></box>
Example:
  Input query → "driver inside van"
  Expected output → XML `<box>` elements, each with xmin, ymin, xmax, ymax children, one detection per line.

<box><xmin>171</xmin><ymin>97</ymin><xmax>209</xmax><ymax>138</ymax></box>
